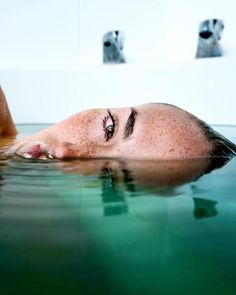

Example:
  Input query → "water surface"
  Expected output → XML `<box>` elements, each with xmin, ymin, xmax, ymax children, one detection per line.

<box><xmin>0</xmin><ymin>125</ymin><xmax>236</xmax><ymax>295</ymax></box>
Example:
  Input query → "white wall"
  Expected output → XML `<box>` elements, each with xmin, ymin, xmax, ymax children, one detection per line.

<box><xmin>0</xmin><ymin>0</ymin><xmax>235</xmax><ymax>124</ymax></box>
<box><xmin>1</xmin><ymin>0</ymin><xmax>236</xmax><ymax>65</ymax></box>
<box><xmin>162</xmin><ymin>0</ymin><xmax>236</xmax><ymax>61</ymax></box>
<box><xmin>79</xmin><ymin>0</ymin><xmax>236</xmax><ymax>63</ymax></box>
<box><xmin>79</xmin><ymin>0</ymin><xmax>168</xmax><ymax>64</ymax></box>
<box><xmin>0</xmin><ymin>0</ymin><xmax>80</xmax><ymax>67</ymax></box>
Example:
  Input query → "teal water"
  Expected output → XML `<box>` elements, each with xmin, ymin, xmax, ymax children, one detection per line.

<box><xmin>0</xmin><ymin>125</ymin><xmax>236</xmax><ymax>295</ymax></box>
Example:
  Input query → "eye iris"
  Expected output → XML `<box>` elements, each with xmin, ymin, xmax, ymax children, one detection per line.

<box><xmin>103</xmin><ymin>110</ymin><xmax>116</xmax><ymax>141</ymax></box>
<box><xmin>106</xmin><ymin>125</ymin><xmax>114</xmax><ymax>138</ymax></box>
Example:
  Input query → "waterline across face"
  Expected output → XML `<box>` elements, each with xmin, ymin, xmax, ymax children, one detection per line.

<box><xmin>13</xmin><ymin>103</ymin><xmax>213</xmax><ymax>160</ymax></box>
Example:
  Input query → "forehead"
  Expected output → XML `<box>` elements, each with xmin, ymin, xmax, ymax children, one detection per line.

<box><xmin>115</xmin><ymin>103</ymin><xmax>211</xmax><ymax>159</ymax></box>
<box><xmin>108</xmin><ymin>103</ymin><xmax>201</xmax><ymax>140</ymax></box>
<box><xmin>130</xmin><ymin>103</ymin><xmax>192</xmax><ymax>126</ymax></box>
<box><xmin>82</xmin><ymin>103</ymin><xmax>201</xmax><ymax>139</ymax></box>
<box><xmin>133</xmin><ymin>103</ymin><xmax>193</xmax><ymax>137</ymax></box>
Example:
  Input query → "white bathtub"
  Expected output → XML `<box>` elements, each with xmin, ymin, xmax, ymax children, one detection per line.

<box><xmin>0</xmin><ymin>57</ymin><xmax>235</xmax><ymax>126</ymax></box>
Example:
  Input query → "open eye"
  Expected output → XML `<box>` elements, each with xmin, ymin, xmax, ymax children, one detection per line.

<box><xmin>103</xmin><ymin>110</ymin><xmax>115</xmax><ymax>141</ymax></box>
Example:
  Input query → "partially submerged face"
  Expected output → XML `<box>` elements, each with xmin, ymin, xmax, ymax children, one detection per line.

<box><xmin>13</xmin><ymin>103</ymin><xmax>213</xmax><ymax>160</ymax></box>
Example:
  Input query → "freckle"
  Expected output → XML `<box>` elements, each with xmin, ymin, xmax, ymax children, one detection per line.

<box><xmin>169</xmin><ymin>148</ymin><xmax>175</xmax><ymax>153</ymax></box>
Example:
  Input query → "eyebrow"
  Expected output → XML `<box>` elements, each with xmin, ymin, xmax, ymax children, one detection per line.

<box><xmin>123</xmin><ymin>108</ymin><xmax>138</xmax><ymax>139</ymax></box>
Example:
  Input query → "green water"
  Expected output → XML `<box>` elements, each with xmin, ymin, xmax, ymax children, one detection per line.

<box><xmin>0</xmin><ymin>125</ymin><xmax>236</xmax><ymax>295</ymax></box>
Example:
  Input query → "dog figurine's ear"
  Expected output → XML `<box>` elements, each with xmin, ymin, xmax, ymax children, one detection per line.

<box><xmin>0</xmin><ymin>86</ymin><xmax>17</xmax><ymax>137</ymax></box>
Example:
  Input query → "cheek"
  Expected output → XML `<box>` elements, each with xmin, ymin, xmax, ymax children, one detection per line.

<box><xmin>109</xmin><ymin>139</ymin><xmax>146</xmax><ymax>158</ymax></box>
<box><xmin>110</xmin><ymin>130</ymin><xmax>177</xmax><ymax>159</ymax></box>
<box><xmin>51</xmin><ymin>121</ymin><xmax>105</xmax><ymax>158</ymax></box>
<box><xmin>55</xmin><ymin>117</ymin><xmax>104</xmax><ymax>143</ymax></box>
<box><xmin>53</xmin><ymin>142</ymin><xmax>98</xmax><ymax>159</ymax></box>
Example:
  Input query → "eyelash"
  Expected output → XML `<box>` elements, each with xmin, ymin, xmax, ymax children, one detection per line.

<box><xmin>102</xmin><ymin>110</ymin><xmax>116</xmax><ymax>141</ymax></box>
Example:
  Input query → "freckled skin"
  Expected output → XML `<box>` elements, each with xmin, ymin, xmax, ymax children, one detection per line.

<box><xmin>10</xmin><ymin>103</ymin><xmax>212</xmax><ymax>160</ymax></box>
<box><xmin>0</xmin><ymin>83</ymin><xmax>212</xmax><ymax>160</ymax></box>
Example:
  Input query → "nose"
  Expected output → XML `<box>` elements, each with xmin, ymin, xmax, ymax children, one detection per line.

<box><xmin>54</xmin><ymin>142</ymin><xmax>77</xmax><ymax>159</ymax></box>
<box><xmin>199</xmin><ymin>31</ymin><xmax>213</xmax><ymax>39</ymax></box>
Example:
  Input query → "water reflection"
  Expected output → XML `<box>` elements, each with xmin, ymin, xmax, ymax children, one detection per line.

<box><xmin>0</xmin><ymin>149</ymin><xmax>12</xmax><ymax>202</ymax></box>
<box><xmin>193</xmin><ymin>197</ymin><xmax>218</xmax><ymax>219</ymax></box>
<box><xmin>100</xmin><ymin>167</ymin><xmax>128</xmax><ymax>216</ymax></box>
<box><xmin>0</xmin><ymin>150</ymin><xmax>235</xmax><ymax>294</ymax></box>
<box><xmin>59</xmin><ymin>156</ymin><xmax>231</xmax><ymax>217</ymax></box>
<box><xmin>190</xmin><ymin>183</ymin><xmax>218</xmax><ymax>219</ymax></box>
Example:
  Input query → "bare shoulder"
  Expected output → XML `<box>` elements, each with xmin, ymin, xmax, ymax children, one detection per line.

<box><xmin>0</xmin><ymin>136</ymin><xmax>16</xmax><ymax>150</ymax></box>
<box><xmin>0</xmin><ymin>86</ymin><xmax>17</xmax><ymax>138</ymax></box>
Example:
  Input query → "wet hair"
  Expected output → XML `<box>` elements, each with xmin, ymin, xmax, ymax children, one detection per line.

<box><xmin>195</xmin><ymin>118</ymin><xmax>236</xmax><ymax>172</ymax></box>
<box><xmin>196</xmin><ymin>119</ymin><xmax>236</xmax><ymax>157</ymax></box>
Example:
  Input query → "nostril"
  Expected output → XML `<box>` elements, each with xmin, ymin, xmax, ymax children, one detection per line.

<box><xmin>199</xmin><ymin>31</ymin><xmax>213</xmax><ymax>39</ymax></box>
<box><xmin>104</xmin><ymin>41</ymin><xmax>111</xmax><ymax>47</ymax></box>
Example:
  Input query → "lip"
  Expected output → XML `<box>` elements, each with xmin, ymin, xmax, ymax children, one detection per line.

<box><xmin>15</xmin><ymin>142</ymin><xmax>55</xmax><ymax>160</ymax></box>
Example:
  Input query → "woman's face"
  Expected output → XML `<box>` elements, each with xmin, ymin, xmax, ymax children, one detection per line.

<box><xmin>13</xmin><ymin>103</ymin><xmax>212</xmax><ymax>160</ymax></box>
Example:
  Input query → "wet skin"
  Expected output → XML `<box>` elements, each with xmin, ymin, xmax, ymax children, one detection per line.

<box><xmin>11</xmin><ymin>103</ymin><xmax>212</xmax><ymax>160</ymax></box>
<box><xmin>0</xmin><ymin>87</ymin><xmax>17</xmax><ymax>139</ymax></box>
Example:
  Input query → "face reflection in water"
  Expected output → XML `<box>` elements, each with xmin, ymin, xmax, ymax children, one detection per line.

<box><xmin>58</xmin><ymin>156</ymin><xmax>229</xmax><ymax>219</ymax></box>
<box><xmin>0</xmin><ymin>151</ymin><xmax>224</xmax><ymax>220</ymax></box>
<box><xmin>0</xmin><ymin>151</ymin><xmax>235</xmax><ymax>295</ymax></box>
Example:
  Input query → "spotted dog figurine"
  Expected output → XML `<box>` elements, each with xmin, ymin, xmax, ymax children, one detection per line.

<box><xmin>196</xmin><ymin>19</ymin><xmax>224</xmax><ymax>58</ymax></box>
<box><xmin>103</xmin><ymin>30</ymin><xmax>126</xmax><ymax>63</ymax></box>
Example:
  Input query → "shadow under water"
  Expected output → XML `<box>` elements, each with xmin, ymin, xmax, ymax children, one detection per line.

<box><xmin>0</xmin><ymin>148</ymin><xmax>236</xmax><ymax>295</ymax></box>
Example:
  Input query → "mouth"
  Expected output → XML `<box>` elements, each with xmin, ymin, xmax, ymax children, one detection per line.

<box><xmin>15</xmin><ymin>143</ymin><xmax>55</xmax><ymax>160</ymax></box>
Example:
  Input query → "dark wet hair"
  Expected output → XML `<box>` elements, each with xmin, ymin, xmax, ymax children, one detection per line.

<box><xmin>197</xmin><ymin>119</ymin><xmax>236</xmax><ymax>157</ymax></box>
<box><xmin>196</xmin><ymin>118</ymin><xmax>236</xmax><ymax>172</ymax></box>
